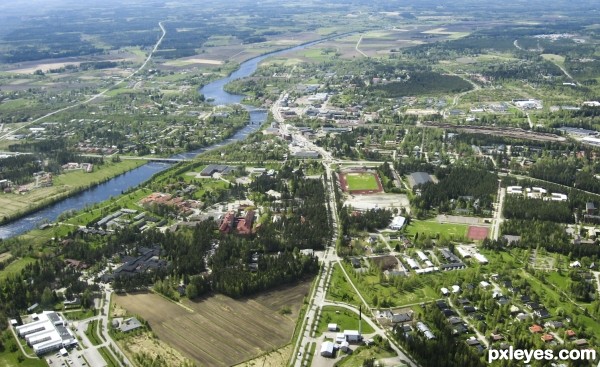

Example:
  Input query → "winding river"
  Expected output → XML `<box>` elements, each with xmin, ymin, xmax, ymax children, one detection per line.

<box><xmin>0</xmin><ymin>39</ymin><xmax>328</xmax><ymax>239</ymax></box>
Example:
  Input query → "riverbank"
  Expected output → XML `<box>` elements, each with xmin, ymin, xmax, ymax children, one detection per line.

<box><xmin>0</xmin><ymin>159</ymin><xmax>147</xmax><ymax>226</ymax></box>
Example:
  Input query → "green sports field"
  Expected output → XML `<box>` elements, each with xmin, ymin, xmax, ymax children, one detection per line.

<box><xmin>345</xmin><ymin>172</ymin><xmax>380</xmax><ymax>191</ymax></box>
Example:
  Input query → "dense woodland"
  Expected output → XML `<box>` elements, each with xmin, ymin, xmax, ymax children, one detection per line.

<box><xmin>503</xmin><ymin>196</ymin><xmax>574</xmax><ymax>223</ymax></box>
<box><xmin>501</xmin><ymin>220</ymin><xmax>600</xmax><ymax>258</ymax></box>
<box><xmin>369</xmin><ymin>72</ymin><xmax>472</xmax><ymax>97</ymax></box>
<box><xmin>412</xmin><ymin>166</ymin><xmax>497</xmax><ymax>214</ymax></box>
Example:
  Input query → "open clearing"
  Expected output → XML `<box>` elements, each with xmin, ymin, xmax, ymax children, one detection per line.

<box><xmin>343</xmin><ymin>193</ymin><xmax>409</xmax><ymax>212</ymax></box>
<box><xmin>0</xmin><ymin>252</ymin><xmax>12</xmax><ymax>262</ymax></box>
<box><xmin>113</xmin><ymin>281</ymin><xmax>310</xmax><ymax>366</ymax></box>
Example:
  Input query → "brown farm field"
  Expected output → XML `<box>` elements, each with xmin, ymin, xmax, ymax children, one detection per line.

<box><xmin>113</xmin><ymin>282</ymin><xmax>310</xmax><ymax>366</ymax></box>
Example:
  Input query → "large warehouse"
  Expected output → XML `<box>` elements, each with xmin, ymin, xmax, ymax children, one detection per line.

<box><xmin>15</xmin><ymin>311</ymin><xmax>78</xmax><ymax>355</ymax></box>
<box><xmin>408</xmin><ymin>172</ymin><xmax>433</xmax><ymax>189</ymax></box>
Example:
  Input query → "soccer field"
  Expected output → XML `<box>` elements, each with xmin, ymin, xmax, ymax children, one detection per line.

<box><xmin>345</xmin><ymin>172</ymin><xmax>380</xmax><ymax>191</ymax></box>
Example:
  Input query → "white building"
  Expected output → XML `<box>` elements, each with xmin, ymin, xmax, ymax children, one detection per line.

<box><xmin>416</xmin><ymin>251</ymin><xmax>429</xmax><ymax>262</ymax></box>
<box><xmin>550</xmin><ymin>193</ymin><xmax>568</xmax><ymax>201</ymax></box>
<box><xmin>389</xmin><ymin>216</ymin><xmax>406</xmax><ymax>230</ymax></box>
<box><xmin>474</xmin><ymin>253</ymin><xmax>489</xmax><ymax>264</ymax></box>
<box><xmin>15</xmin><ymin>311</ymin><xmax>77</xmax><ymax>356</ymax></box>
<box><xmin>405</xmin><ymin>257</ymin><xmax>419</xmax><ymax>270</ymax></box>
<box><xmin>320</xmin><ymin>341</ymin><xmax>335</xmax><ymax>357</ymax></box>
<box><xmin>507</xmin><ymin>186</ymin><xmax>523</xmax><ymax>195</ymax></box>
<box><xmin>328</xmin><ymin>323</ymin><xmax>338</xmax><ymax>332</ymax></box>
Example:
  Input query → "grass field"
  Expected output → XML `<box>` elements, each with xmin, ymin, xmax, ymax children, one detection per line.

<box><xmin>0</xmin><ymin>353</ymin><xmax>47</xmax><ymax>367</ymax></box>
<box><xmin>336</xmin><ymin>345</ymin><xmax>396</xmax><ymax>367</ymax></box>
<box><xmin>113</xmin><ymin>282</ymin><xmax>310</xmax><ymax>366</ymax></box>
<box><xmin>0</xmin><ymin>257</ymin><xmax>36</xmax><ymax>280</ymax></box>
<box><xmin>345</xmin><ymin>173</ymin><xmax>380</xmax><ymax>191</ymax></box>
<box><xmin>404</xmin><ymin>220</ymin><xmax>468</xmax><ymax>239</ymax></box>
<box><xmin>327</xmin><ymin>263</ymin><xmax>360</xmax><ymax>304</ymax></box>
<box><xmin>340</xmin><ymin>262</ymin><xmax>439</xmax><ymax>307</ymax></box>
<box><xmin>541</xmin><ymin>54</ymin><xmax>566</xmax><ymax>68</ymax></box>
<box><xmin>316</xmin><ymin>306</ymin><xmax>375</xmax><ymax>336</ymax></box>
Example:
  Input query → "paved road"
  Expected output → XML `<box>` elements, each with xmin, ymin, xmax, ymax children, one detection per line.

<box><xmin>491</xmin><ymin>186</ymin><xmax>505</xmax><ymax>241</ymax></box>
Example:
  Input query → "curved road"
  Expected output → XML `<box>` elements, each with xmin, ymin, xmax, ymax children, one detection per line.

<box><xmin>0</xmin><ymin>21</ymin><xmax>167</xmax><ymax>141</ymax></box>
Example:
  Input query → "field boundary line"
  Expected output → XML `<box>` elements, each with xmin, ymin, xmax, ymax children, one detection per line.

<box><xmin>148</xmin><ymin>289</ymin><xmax>195</xmax><ymax>313</ymax></box>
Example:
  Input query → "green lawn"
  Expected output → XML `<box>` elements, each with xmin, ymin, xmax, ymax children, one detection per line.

<box><xmin>64</xmin><ymin>309</ymin><xmax>95</xmax><ymax>320</ymax></box>
<box><xmin>316</xmin><ymin>306</ymin><xmax>375</xmax><ymax>336</ymax></box>
<box><xmin>53</xmin><ymin>160</ymin><xmax>146</xmax><ymax>187</ymax></box>
<box><xmin>0</xmin><ymin>352</ymin><xmax>47</xmax><ymax>367</ymax></box>
<box><xmin>404</xmin><ymin>220</ymin><xmax>467</xmax><ymax>239</ymax></box>
<box><xmin>345</xmin><ymin>172</ymin><xmax>380</xmax><ymax>191</ymax></box>
<box><xmin>326</xmin><ymin>263</ymin><xmax>360</xmax><ymax>304</ymax></box>
<box><xmin>0</xmin><ymin>257</ymin><xmax>36</xmax><ymax>280</ymax></box>
<box><xmin>85</xmin><ymin>320</ymin><xmax>102</xmax><ymax>346</ymax></box>
<box><xmin>98</xmin><ymin>347</ymin><xmax>118</xmax><ymax>367</ymax></box>
<box><xmin>336</xmin><ymin>345</ymin><xmax>397</xmax><ymax>367</ymax></box>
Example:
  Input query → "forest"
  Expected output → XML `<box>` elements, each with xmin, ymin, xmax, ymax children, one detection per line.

<box><xmin>501</xmin><ymin>220</ymin><xmax>600</xmax><ymax>258</ymax></box>
<box><xmin>503</xmin><ymin>196</ymin><xmax>574</xmax><ymax>223</ymax></box>
<box><xmin>369</xmin><ymin>72</ymin><xmax>472</xmax><ymax>97</ymax></box>
<box><xmin>412</xmin><ymin>166</ymin><xmax>497</xmax><ymax>214</ymax></box>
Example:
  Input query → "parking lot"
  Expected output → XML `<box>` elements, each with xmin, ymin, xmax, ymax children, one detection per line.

<box><xmin>46</xmin><ymin>349</ymin><xmax>88</xmax><ymax>367</ymax></box>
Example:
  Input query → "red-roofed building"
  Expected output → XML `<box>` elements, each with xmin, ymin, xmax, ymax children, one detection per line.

<box><xmin>541</xmin><ymin>334</ymin><xmax>554</xmax><ymax>342</ymax></box>
<box><xmin>237</xmin><ymin>210</ymin><xmax>255</xmax><ymax>235</ymax></box>
<box><xmin>566</xmin><ymin>330</ymin><xmax>576</xmax><ymax>339</ymax></box>
<box><xmin>529</xmin><ymin>324</ymin><xmax>543</xmax><ymax>333</ymax></box>
<box><xmin>219</xmin><ymin>211</ymin><xmax>236</xmax><ymax>233</ymax></box>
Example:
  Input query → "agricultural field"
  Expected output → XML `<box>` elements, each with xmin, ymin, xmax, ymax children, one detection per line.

<box><xmin>113</xmin><ymin>281</ymin><xmax>310</xmax><ymax>366</ymax></box>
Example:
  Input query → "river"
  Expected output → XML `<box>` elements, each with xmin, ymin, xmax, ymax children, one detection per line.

<box><xmin>0</xmin><ymin>38</ymin><xmax>328</xmax><ymax>239</ymax></box>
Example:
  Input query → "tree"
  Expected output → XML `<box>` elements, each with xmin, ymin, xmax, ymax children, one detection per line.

<box><xmin>41</xmin><ymin>287</ymin><xmax>54</xmax><ymax>308</ymax></box>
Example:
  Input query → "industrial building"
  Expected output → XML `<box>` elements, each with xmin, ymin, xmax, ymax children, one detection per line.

<box><xmin>320</xmin><ymin>341</ymin><xmax>335</xmax><ymax>357</ymax></box>
<box><xmin>15</xmin><ymin>311</ymin><xmax>77</xmax><ymax>356</ymax></box>
<box><xmin>408</xmin><ymin>172</ymin><xmax>433</xmax><ymax>189</ymax></box>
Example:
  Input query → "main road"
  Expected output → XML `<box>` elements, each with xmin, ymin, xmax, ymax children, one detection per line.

<box><xmin>280</xmin><ymin>97</ymin><xmax>419</xmax><ymax>367</ymax></box>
